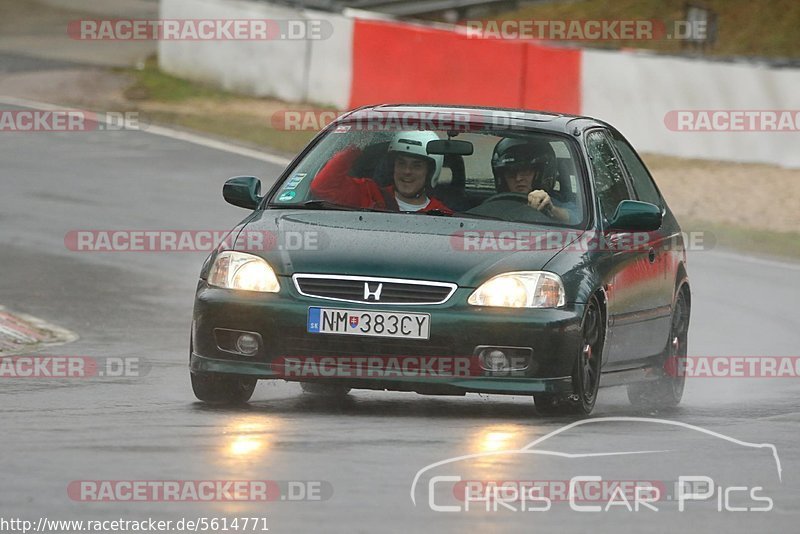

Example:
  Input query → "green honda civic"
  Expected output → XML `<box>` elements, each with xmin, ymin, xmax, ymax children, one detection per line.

<box><xmin>189</xmin><ymin>104</ymin><xmax>691</xmax><ymax>415</ymax></box>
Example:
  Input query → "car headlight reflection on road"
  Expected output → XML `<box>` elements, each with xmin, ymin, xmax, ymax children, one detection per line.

<box><xmin>468</xmin><ymin>271</ymin><xmax>565</xmax><ymax>308</ymax></box>
<box><xmin>208</xmin><ymin>251</ymin><xmax>279</xmax><ymax>293</ymax></box>
<box><xmin>473</xmin><ymin>424</ymin><xmax>526</xmax><ymax>454</ymax></box>
<box><xmin>222</xmin><ymin>418</ymin><xmax>274</xmax><ymax>463</ymax></box>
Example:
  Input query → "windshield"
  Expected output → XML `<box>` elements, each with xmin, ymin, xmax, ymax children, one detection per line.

<box><xmin>268</xmin><ymin>124</ymin><xmax>587</xmax><ymax>228</ymax></box>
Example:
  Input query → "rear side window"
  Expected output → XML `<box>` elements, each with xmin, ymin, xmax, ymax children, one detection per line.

<box><xmin>611</xmin><ymin>131</ymin><xmax>662</xmax><ymax>207</ymax></box>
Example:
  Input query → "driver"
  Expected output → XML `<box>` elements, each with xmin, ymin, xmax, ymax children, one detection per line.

<box><xmin>310</xmin><ymin>130</ymin><xmax>453</xmax><ymax>213</ymax></box>
<box><xmin>491</xmin><ymin>138</ymin><xmax>572</xmax><ymax>223</ymax></box>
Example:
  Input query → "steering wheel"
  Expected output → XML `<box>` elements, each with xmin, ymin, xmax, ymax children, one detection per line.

<box><xmin>482</xmin><ymin>192</ymin><xmax>530</xmax><ymax>204</ymax></box>
<box><xmin>465</xmin><ymin>191</ymin><xmax>555</xmax><ymax>224</ymax></box>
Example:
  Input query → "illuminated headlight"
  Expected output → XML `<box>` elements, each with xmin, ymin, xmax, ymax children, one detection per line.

<box><xmin>208</xmin><ymin>251</ymin><xmax>280</xmax><ymax>293</ymax></box>
<box><xmin>468</xmin><ymin>272</ymin><xmax>565</xmax><ymax>308</ymax></box>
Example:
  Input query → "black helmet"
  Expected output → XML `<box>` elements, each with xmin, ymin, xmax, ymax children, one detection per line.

<box><xmin>491</xmin><ymin>138</ymin><xmax>557</xmax><ymax>193</ymax></box>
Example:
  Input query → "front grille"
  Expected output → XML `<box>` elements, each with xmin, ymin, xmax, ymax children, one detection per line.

<box><xmin>292</xmin><ymin>274</ymin><xmax>456</xmax><ymax>305</ymax></box>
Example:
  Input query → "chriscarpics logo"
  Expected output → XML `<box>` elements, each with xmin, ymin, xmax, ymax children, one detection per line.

<box><xmin>411</xmin><ymin>418</ymin><xmax>781</xmax><ymax>515</ymax></box>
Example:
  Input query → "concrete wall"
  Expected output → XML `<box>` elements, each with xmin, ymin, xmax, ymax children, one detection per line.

<box><xmin>581</xmin><ymin>50</ymin><xmax>800</xmax><ymax>168</ymax></box>
<box><xmin>158</xmin><ymin>0</ymin><xmax>351</xmax><ymax>107</ymax></box>
<box><xmin>305</xmin><ymin>9</ymin><xmax>353</xmax><ymax>108</ymax></box>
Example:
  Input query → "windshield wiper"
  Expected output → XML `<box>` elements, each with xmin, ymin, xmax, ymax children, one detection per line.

<box><xmin>300</xmin><ymin>200</ymin><xmax>356</xmax><ymax>210</ymax></box>
<box><xmin>451</xmin><ymin>211</ymin><xmax>505</xmax><ymax>221</ymax></box>
<box><xmin>267</xmin><ymin>200</ymin><xmax>355</xmax><ymax>211</ymax></box>
<box><xmin>419</xmin><ymin>209</ymin><xmax>453</xmax><ymax>217</ymax></box>
<box><xmin>271</xmin><ymin>199</ymin><xmax>391</xmax><ymax>213</ymax></box>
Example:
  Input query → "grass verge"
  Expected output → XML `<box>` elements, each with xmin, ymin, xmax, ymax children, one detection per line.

<box><xmin>681</xmin><ymin>219</ymin><xmax>800</xmax><ymax>261</ymax></box>
<box><xmin>120</xmin><ymin>58</ymin><xmax>321</xmax><ymax>155</ymax></box>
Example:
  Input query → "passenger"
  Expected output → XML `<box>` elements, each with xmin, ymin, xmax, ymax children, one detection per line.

<box><xmin>491</xmin><ymin>138</ymin><xmax>574</xmax><ymax>224</ymax></box>
<box><xmin>310</xmin><ymin>130</ymin><xmax>453</xmax><ymax>213</ymax></box>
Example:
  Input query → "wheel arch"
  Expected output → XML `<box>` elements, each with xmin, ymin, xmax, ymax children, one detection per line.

<box><xmin>675</xmin><ymin>262</ymin><xmax>691</xmax><ymax>313</ymax></box>
<box><xmin>591</xmin><ymin>286</ymin><xmax>609</xmax><ymax>368</ymax></box>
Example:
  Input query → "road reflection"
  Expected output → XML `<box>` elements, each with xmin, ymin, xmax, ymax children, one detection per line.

<box><xmin>220</xmin><ymin>416</ymin><xmax>277</xmax><ymax>465</ymax></box>
<box><xmin>465</xmin><ymin>423</ymin><xmax>532</xmax><ymax>478</ymax></box>
<box><xmin>473</xmin><ymin>424</ymin><xmax>527</xmax><ymax>454</ymax></box>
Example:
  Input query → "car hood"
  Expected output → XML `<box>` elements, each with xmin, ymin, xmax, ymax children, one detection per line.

<box><xmin>240</xmin><ymin>210</ymin><xmax>580</xmax><ymax>288</ymax></box>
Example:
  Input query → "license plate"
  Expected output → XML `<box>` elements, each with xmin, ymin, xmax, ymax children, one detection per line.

<box><xmin>307</xmin><ymin>307</ymin><xmax>430</xmax><ymax>340</ymax></box>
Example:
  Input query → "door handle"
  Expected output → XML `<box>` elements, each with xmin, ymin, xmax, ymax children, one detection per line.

<box><xmin>648</xmin><ymin>247</ymin><xmax>656</xmax><ymax>263</ymax></box>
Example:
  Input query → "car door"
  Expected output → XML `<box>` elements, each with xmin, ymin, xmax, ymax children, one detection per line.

<box><xmin>610</xmin><ymin>129</ymin><xmax>675</xmax><ymax>355</ymax></box>
<box><xmin>584</xmin><ymin>129</ymin><xmax>664</xmax><ymax>366</ymax></box>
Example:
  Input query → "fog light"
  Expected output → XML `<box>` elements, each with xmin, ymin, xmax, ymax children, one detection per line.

<box><xmin>475</xmin><ymin>346</ymin><xmax>533</xmax><ymax>374</ymax></box>
<box><xmin>480</xmin><ymin>349</ymin><xmax>510</xmax><ymax>372</ymax></box>
<box><xmin>235</xmin><ymin>333</ymin><xmax>259</xmax><ymax>356</ymax></box>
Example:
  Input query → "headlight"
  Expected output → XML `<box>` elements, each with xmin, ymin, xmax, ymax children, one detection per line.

<box><xmin>208</xmin><ymin>251</ymin><xmax>280</xmax><ymax>293</ymax></box>
<box><xmin>468</xmin><ymin>272</ymin><xmax>565</xmax><ymax>308</ymax></box>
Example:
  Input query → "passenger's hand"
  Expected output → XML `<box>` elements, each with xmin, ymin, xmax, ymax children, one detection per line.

<box><xmin>528</xmin><ymin>190</ymin><xmax>554</xmax><ymax>214</ymax></box>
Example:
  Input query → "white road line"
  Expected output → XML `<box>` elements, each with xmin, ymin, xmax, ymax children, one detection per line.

<box><xmin>0</xmin><ymin>96</ymin><xmax>292</xmax><ymax>166</ymax></box>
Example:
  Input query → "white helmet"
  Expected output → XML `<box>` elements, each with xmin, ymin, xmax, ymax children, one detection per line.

<box><xmin>388</xmin><ymin>131</ymin><xmax>444</xmax><ymax>187</ymax></box>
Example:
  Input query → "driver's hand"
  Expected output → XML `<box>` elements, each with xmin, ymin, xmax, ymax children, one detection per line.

<box><xmin>528</xmin><ymin>190</ymin><xmax>554</xmax><ymax>214</ymax></box>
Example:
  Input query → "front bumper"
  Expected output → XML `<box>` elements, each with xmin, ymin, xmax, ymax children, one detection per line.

<box><xmin>190</xmin><ymin>279</ymin><xmax>585</xmax><ymax>395</ymax></box>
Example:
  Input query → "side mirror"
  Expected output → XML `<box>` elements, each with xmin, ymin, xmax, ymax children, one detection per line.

<box><xmin>607</xmin><ymin>200</ymin><xmax>662</xmax><ymax>232</ymax></box>
<box><xmin>223</xmin><ymin>176</ymin><xmax>262</xmax><ymax>209</ymax></box>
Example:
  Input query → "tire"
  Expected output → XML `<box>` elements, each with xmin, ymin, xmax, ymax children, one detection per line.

<box><xmin>191</xmin><ymin>372</ymin><xmax>256</xmax><ymax>404</ymax></box>
<box><xmin>627</xmin><ymin>286</ymin><xmax>690</xmax><ymax>409</ymax></box>
<box><xmin>300</xmin><ymin>382</ymin><xmax>351</xmax><ymax>397</ymax></box>
<box><xmin>535</xmin><ymin>294</ymin><xmax>604</xmax><ymax>416</ymax></box>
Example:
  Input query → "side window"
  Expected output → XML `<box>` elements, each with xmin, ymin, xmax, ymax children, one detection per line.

<box><xmin>611</xmin><ymin>131</ymin><xmax>662</xmax><ymax>207</ymax></box>
<box><xmin>586</xmin><ymin>130</ymin><xmax>630</xmax><ymax>220</ymax></box>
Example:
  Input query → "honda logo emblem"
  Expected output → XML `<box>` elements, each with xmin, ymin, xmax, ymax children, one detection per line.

<box><xmin>364</xmin><ymin>282</ymin><xmax>383</xmax><ymax>301</ymax></box>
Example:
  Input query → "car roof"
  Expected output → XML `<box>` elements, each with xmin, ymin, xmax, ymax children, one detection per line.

<box><xmin>335</xmin><ymin>103</ymin><xmax>613</xmax><ymax>136</ymax></box>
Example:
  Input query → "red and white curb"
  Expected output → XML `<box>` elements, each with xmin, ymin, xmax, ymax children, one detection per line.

<box><xmin>0</xmin><ymin>306</ymin><xmax>78</xmax><ymax>356</ymax></box>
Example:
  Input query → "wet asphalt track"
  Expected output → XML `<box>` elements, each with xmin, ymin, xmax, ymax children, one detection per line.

<box><xmin>2</xmin><ymin>104</ymin><xmax>800</xmax><ymax>533</ymax></box>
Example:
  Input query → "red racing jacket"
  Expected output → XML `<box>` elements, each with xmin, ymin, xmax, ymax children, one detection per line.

<box><xmin>309</xmin><ymin>146</ymin><xmax>453</xmax><ymax>213</ymax></box>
